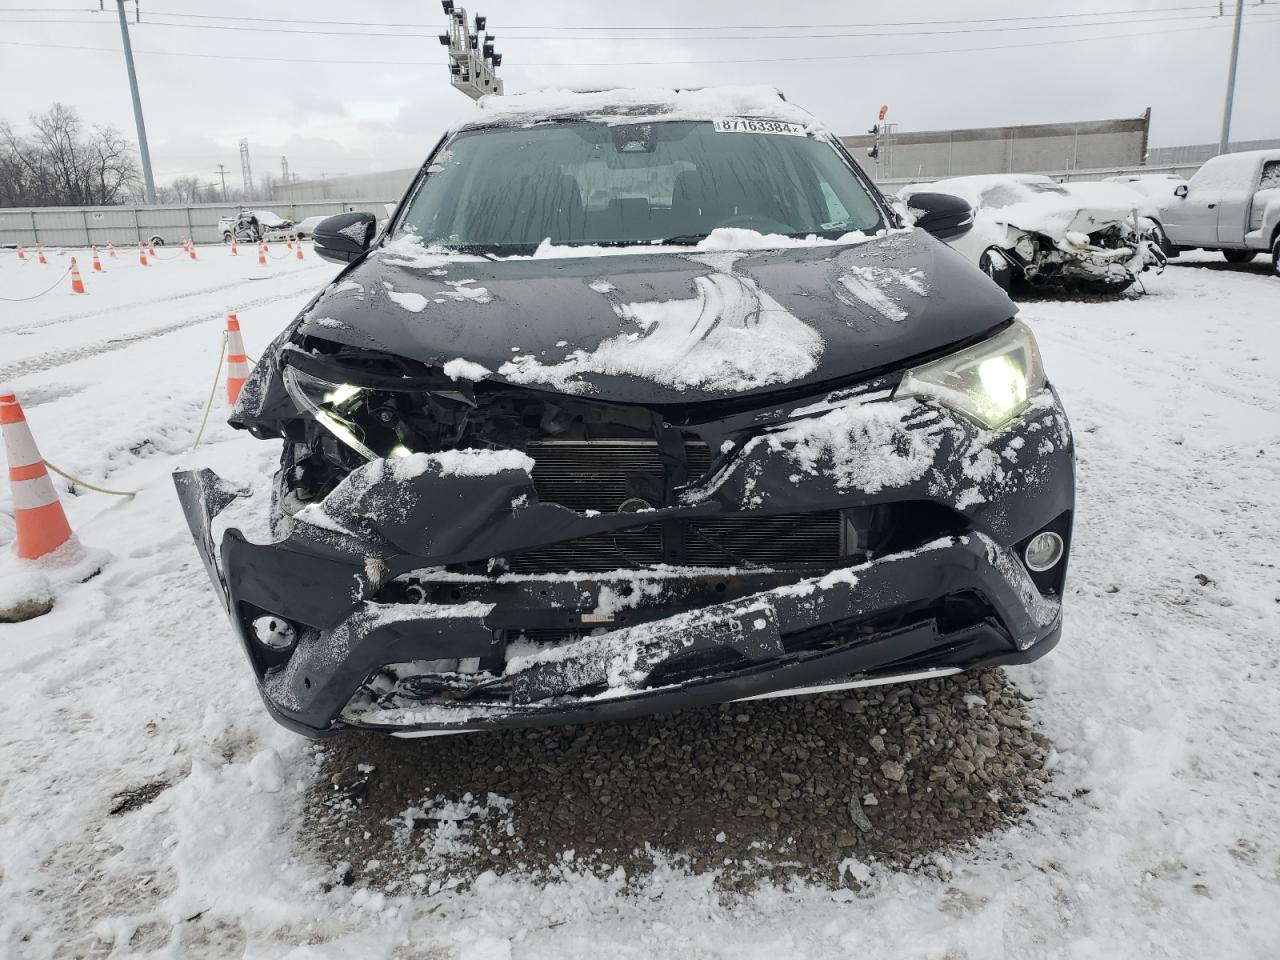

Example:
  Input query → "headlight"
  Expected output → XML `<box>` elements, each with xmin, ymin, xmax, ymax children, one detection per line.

<box><xmin>282</xmin><ymin>365</ymin><xmax>413</xmax><ymax>461</ymax></box>
<box><xmin>894</xmin><ymin>319</ymin><xmax>1046</xmax><ymax>430</ymax></box>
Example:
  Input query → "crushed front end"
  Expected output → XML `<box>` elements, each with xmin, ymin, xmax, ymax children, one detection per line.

<box><xmin>175</xmin><ymin>319</ymin><xmax>1074</xmax><ymax>737</ymax></box>
<box><xmin>995</xmin><ymin>219</ymin><xmax>1165</xmax><ymax>293</ymax></box>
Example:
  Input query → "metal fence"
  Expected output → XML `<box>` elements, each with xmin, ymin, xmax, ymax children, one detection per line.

<box><xmin>0</xmin><ymin>200</ymin><xmax>395</xmax><ymax>249</ymax></box>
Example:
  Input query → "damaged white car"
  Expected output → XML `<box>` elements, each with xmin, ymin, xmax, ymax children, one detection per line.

<box><xmin>900</xmin><ymin>174</ymin><xmax>1164</xmax><ymax>294</ymax></box>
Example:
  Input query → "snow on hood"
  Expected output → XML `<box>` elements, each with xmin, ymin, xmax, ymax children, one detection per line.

<box><xmin>465</xmin><ymin>85</ymin><xmax>821</xmax><ymax>131</ymax></box>
<box><xmin>251</xmin><ymin>210</ymin><xmax>289</xmax><ymax>227</ymax></box>
<box><xmin>497</xmin><ymin>252</ymin><xmax>824</xmax><ymax>393</ymax></box>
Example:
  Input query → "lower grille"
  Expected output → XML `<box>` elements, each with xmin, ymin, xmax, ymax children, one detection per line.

<box><xmin>506</xmin><ymin>512</ymin><xmax>844</xmax><ymax>573</ymax></box>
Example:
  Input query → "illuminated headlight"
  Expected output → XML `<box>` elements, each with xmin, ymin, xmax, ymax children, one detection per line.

<box><xmin>894</xmin><ymin>320</ymin><xmax>1046</xmax><ymax>430</ymax></box>
<box><xmin>282</xmin><ymin>366</ymin><xmax>414</xmax><ymax>461</ymax></box>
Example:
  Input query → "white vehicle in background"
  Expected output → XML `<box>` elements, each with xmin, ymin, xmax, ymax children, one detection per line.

<box><xmin>899</xmin><ymin>174</ymin><xmax>1164</xmax><ymax>295</ymax></box>
<box><xmin>292</xmin><ymin>215</ymin><xmax>327</xmax><ymax>238</ymax></box>
<box><xmin>1102</xmin><ymin>173</ymin><xmax>1189</xmax><ymax>204</ymax></box>
<box><xmin>218</xmin><ymin>210</ymin><xmax>299</xmax><ymax>243</ymax></box>
<box><xmin>1147</xmin><ymin>150</ymin><xmax>1280</xmax><ymax>272</ymax></box>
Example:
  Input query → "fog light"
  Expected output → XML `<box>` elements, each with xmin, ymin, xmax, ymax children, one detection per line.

<box><xmin>252</xmin><ymin>615</ymin><xmax>297</xmax><ymax>651</ymax></box>
<box><xmin>1023</xmin><ymin>532</ymin><xmax>1064</xmax><ymax>572</ymax></box>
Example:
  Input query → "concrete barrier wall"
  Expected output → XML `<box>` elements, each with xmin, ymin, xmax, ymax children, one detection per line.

<box><xmin>0</xmin><ymin>200</ymin><xmax>396</xmax><ymax>248</ymax></box>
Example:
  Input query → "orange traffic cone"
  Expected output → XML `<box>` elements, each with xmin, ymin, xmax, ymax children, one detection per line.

<box><xmin>139</xmin><ymin>242</ymin><xmax>149</xmax><ymax>267</ymax></box>
<box><xmin>69</xmin><ymin>256</ymin><xmax>86</xmax><ymax>294</ymax></box>
<box><xmin>17</xmin><ymin>245</ymin><xmax>26</xmax><ymax>261</ymax></box>
<box><xmin>0</xmin><ymin>393</ymin><xmax>74</xmax><ymax>560</ymax></box>
<box><xmin>37</xmin><ymin>244</ymin><xmax>47</xmax><ymax>265</ymax></box>
<box><xmin>257</xmin><ymin>243</ymin><xmax>267</xmax><ymax>267</ymax></box>
<box><xmin>187</xmin><ymin>241</ymin><xmax>198</xmax><ymax>261</ymax></box>
<box><xmin>286</xmin><ymin>237</ymin><xmax>294</xmax><ymax>250</ymax></box>
<box><xmin>107</xmin><ymin>242</ymin><xmax>117</xmax><ymax>258</ymax></box>
<box><xmin>91</xmin><ymin>247</ymin><xmax>104</xmax><ymax>272</ymax></box>
<box><xmin>225</xmin><ymin>314</ymin><xmax>250</xmax><ymax>404</ymax></box>
<box><xmin>295</xmin><ymin>239</ymin><xmax>304</xmax><ymax>261</ymax></box>
<box><xmin>230</xmin><ymin>236</ymin><xmax>239</xmax><ymax>256</ymax></box>
<box><xmin>148</xmin><ymin>241</ymin><xmax>157</xmax><ymax>258</ymax></box>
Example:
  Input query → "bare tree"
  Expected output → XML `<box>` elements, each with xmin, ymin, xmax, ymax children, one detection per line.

<box><xmin>0</xmin><ymin>103</ymin><xmax>140</xmax><ymax>206</ymax></box>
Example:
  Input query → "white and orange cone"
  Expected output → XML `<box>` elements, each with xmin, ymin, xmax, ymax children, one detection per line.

<box><xmin>148</xmin><ymin>241</ymin><xmax>157</xmax><ymax>258</ymax></box>
<box><xmin>138</xmin><ymin>242</ymin><xmax>149</xmax><ymax>267</ymax></box>
<box><xmin>187</xmin><ymin>240</ymin><xmax>198</xmax><ymax>261</ymax></box>
<box><xmin>37</xmin><ymin>244</ymin><xmax>47</xmax><ymax>265</ymax></box>
<box><xmin>69</xmin><ymin>256</ymin><xmax>86</xmax><ymax>294</ymax></box>
<box><xmin>230</xmin><ymin>235</ymin><xmax>239</xmax><ymax>256</ymax></box>
<box><xmin>17</xmin><ymin>245</ymin><xmax>26</xmax><ymax>261</ymax></box>
<box><xmin>0</xmin><ymin>392</ymin><xmax>74</xmax><ymax>560</ymax></box>
<box><xmin>257</xmin><ymin>242</ymin><xmax>267</xmax><ymax>267</ymax></box>
<box><xmin>91</xmin><ymin>246</ymin><xmax>104</xmax><ymax>272</ymax></box>
<box><xmin>225</xmin><ymin>314</ymin><xmax>250</xmax><ymax>405</ymax></box>
<box><xmin>107</xmin><ymin>242</ymin><xmax>117</xmax><ymax>258</ymax></box>
<box><xmin>295</xmin><ymin>238</ymin><xmax>304</xmax><ymax>261</ymax></box>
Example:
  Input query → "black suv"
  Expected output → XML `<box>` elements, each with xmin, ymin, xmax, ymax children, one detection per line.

<box><xmin>176</xmin><ymin>88</ymin><xmax>1073</xmax><ymax>737</ymax></box>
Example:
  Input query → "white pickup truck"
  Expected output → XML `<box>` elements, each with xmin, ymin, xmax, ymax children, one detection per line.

<box><xmin>1151</xmin><ymin>149</ymin><xmax>1280</xmax><ymax>274</ymax></box>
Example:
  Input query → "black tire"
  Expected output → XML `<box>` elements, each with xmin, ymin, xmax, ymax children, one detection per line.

<box><xmin>1271</xmin><ymin>235</ymin><xmax>1280</xmax><ymax>277</ymax></box>
<box><xmin>149</xmin><ymin>235</ymin><xmax>164</xmax><ymax>247</ymax></box>
<box><xmin>222</xmin><ymin>231</ymin><xmax>233</xmax><ymax>244</ymax></box>
<box><xmin>979</xmin><ymin>249</ymin><xmax>1014</xmax><ymax>293</ymax></box>
<box><xmin>1149</xmin><ymin>222</ymin><xmax>1178</xmax><ymax>258</ymax></box>
<box><xmin>1222</xmin><ymin>249</ymin><xmax>1258</xmax><ymax>264</ymax></box>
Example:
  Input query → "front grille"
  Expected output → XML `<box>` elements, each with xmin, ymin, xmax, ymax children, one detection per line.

<box><xmin>506</xmin><ymin>512</ymin><xmax>844</xmax><ymax>573</ymax></box>
<box><xmin>526</xmin><ymin>439</ymin><xmax>712</xmax><ymax>513</ymax></box>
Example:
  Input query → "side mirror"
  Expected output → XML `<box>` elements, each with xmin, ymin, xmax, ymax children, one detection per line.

<box><xmin>905</xmin><ymin>192</ymin><xmax>974</xmax><ymax>241</ymax></box>
<box><xmin>1174</xmin><ymin>184</ymin><xmax>1188</xmax><ymax>199</ymax></box>
<box><xmin>313</xmin><ymin>212</ymin><xmax>376</xmax><ymax>264</ymax></box>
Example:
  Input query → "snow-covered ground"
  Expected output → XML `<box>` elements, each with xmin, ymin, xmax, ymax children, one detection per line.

<box><xmin>1</xmin><ymin>247</ymin><xmax>1277</xmax><ymax>957</ymax></box>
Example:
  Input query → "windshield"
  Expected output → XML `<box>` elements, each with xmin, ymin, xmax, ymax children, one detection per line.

<box><xmin>979</xmin><ymin>181</ymin><xmax>1069</xmax><ymax>209</ymax></box>
<box><xmin>395</xmin><ymin>120</ymin><xmax>884</xmax><ymax>252</ymax></box>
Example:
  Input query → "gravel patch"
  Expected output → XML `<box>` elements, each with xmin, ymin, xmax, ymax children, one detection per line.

<box><xmin>304</xmin><ymin>669</ymin><xmax>1052</xmax><ymax>890</ymax></box>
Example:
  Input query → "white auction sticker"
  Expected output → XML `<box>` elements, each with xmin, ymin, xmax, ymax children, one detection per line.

<box><xmin>712</xmin><ymin>117</ymin><xmax>808</xmax><ymax>136</ymax></box>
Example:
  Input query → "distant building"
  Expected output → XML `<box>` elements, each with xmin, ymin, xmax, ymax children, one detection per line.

<box><xmin>1147</xmin><ymin>137</ymin><xmax>1280</xmax><ymax>165</ymax></box>
<box><xmin>274</xmin><ymin>168</ymin><xmax>418</xmax><ymax>203</ymax></box>
<box><xmin>842</xmin><ymin>111</ymin><xmax>1151</xmax><ymax>182</ymax></box>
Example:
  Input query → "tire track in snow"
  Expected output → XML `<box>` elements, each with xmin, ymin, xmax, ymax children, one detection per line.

<box><xmin>0</xmin><ymin>279</ymin><xmax>321</xmax><ymax>383</ymax></box>
<box><xmin>0</xmin><ymin>263</ymin><xmax>330</xmax><ymax>335</ymax></box>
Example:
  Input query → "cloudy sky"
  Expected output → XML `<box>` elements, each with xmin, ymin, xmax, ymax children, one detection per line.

<box><xmin>1</xmin><ymin>0</ymin><xmax>1276</xmax><ymax>187</ymax></box>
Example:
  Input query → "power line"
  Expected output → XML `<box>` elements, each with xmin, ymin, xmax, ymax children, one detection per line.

<box><xmin>0</xmin><ymin>16</ymin><xmax>1274</xmax><ymax>67</ymax></box>
<box><xmin>0</xmin><ymin>8</ymin><xmax>1243</xmax><ymax>41</ymax></box>
<box><xmin>0</xmin><ymin>2</ymin><xmax>1225</xmax><ymax>30</ymax></box>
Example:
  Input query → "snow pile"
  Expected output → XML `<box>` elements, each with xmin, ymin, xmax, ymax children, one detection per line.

<box><xmin>377</xmin><ymin>233</ymin><xmax>486</xmax><ymax>269</ymax></box>
<box><xmin>384</xmin><ymin>285</ymin><xmax>428</xmax><ymax>313</ymax></box>
<box><xmin>390</xmin><ymin>448</ymin><xmax>534</xmax><ymax>479</ymax></box>
<box><xmin>499</xmin><ymin>255</ymin><xmax>822</xmax><ymax>392</ymax></box>
<box><xmin>754</xmin><ymin>399</ymin><xmax>941</xmax><ymax>494</ymax></box>
<box><xmin>523</xmin><ymin>227</ymin><xmax>877</xmax><ymax>260</ymax></box>
<box><xmin>469</xmin><ymin>85</ymin><xmax>820</xmax><ymax>131</ymax></box>
<box><xmin>442</xmin><ymin>358</ymin><xmax>492</xmax><ymax>381</ymax></box>
<box><xmin>834</xmin><ymin>266</ymin><xmax>924</xmax><ymax>322</ymax></box>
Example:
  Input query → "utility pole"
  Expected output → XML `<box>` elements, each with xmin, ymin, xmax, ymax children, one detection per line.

<box><xmin>114</xmin><ymin>0</ymin><xmax>156</xmax><ymax>203</ymax></box>
<box><xmin>239</xmin><ymin>139</ymin><xmax>253</xmax><ymax>196</ymax></box>
<box><xmin>215</xmin><ymin>163</ymin><xmax>229</xmax><ymax>202</ymax></box>
<box><xmin>1218</xmin><ymin>0</ymin><xmax>1244</xmax><ymax>155</ymax></box>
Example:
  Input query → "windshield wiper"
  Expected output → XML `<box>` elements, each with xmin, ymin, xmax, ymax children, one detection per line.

<box><xmin>660</xmin><ymin>234</ymin><xmax>709</xmax><ymax>245</ymax></box>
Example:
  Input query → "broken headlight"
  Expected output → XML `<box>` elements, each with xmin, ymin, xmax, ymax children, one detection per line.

<box><xmin>282</xmin><ymin>365</ymin><xmax>414</xmax><ymax>461</ymax></box>
<box><xmin>894</xmin><ymin>319</ymin><xmax>1045</xmax><ymax>430</ymax></box>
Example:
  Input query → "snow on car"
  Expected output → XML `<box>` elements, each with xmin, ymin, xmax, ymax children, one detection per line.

<box><xmin>900</xmin><ymin>174</ymin><xmax>1164</xmax><ymax>294</ymax></box>
<box><xmin>174</xmin><ymin>86</ymin><xmax>1075</xmax><ymax>738</ymax></box>
<box><xmin>1145</xmin><ymin>149</ymin><xmax>1280</xmax><ymax>272</ymax></box>
<box><xmin>219</xmin><ymin>209</ymin><xmax>299</xmax><ymax>243</ymax></box>
<box><xmin>292</xmin><ymin>215</ymin><xmax>326</xmax><ymax>238</ymax></box>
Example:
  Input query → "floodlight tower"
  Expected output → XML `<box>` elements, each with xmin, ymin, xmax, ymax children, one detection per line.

<box><xmin>438</xmin><ymin>1</ymin><xmax>503</xmax><ymax>100</ymax></box>
<box><xmin>239</xmin><ymin>139</ymin><xmax>254</xmax><ymax>195</ymax></box>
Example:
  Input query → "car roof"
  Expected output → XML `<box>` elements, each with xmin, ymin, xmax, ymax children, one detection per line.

<box><xmin>458</xmin><ymin>85</ymin><xmax>817</xmax><ymax>132</ymax></box>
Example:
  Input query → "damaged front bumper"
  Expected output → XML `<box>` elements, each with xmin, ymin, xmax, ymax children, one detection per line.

<box><xmin>174</xmin><ymin>388</ymin><xmax>1074</xmax><ymax>737</ymax></box>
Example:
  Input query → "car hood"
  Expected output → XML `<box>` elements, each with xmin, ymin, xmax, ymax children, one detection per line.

<box><xmin>996</xmin><ymin>183</ymin><xmax>1149</xmax><ymax>239</ymax></box>
<box><xmin>294</xmin><ymin>229</ymin><xmax>1015</xmax><ymax>405</ymax></box>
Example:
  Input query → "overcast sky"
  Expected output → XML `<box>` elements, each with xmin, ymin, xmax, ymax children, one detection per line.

<box><xmin>1</xmin><ymin>0</ymin><xmax>1276</xmax><ymax>187</ymax></box>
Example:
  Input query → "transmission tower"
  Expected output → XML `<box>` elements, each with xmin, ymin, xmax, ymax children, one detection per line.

<box><xmin>239</xmin><ymin>139</ymin><xmax>253</xmax><ymax>195</ymax></box>
<box><xmin>438</xmin><ymin>2</ymin><xmax>503</xmax><ymax>100</ymax></box>
<box><xmin>281</xmin><ymin>155</ymin><xmax>290</xmax><ymax>182</ymax></box>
